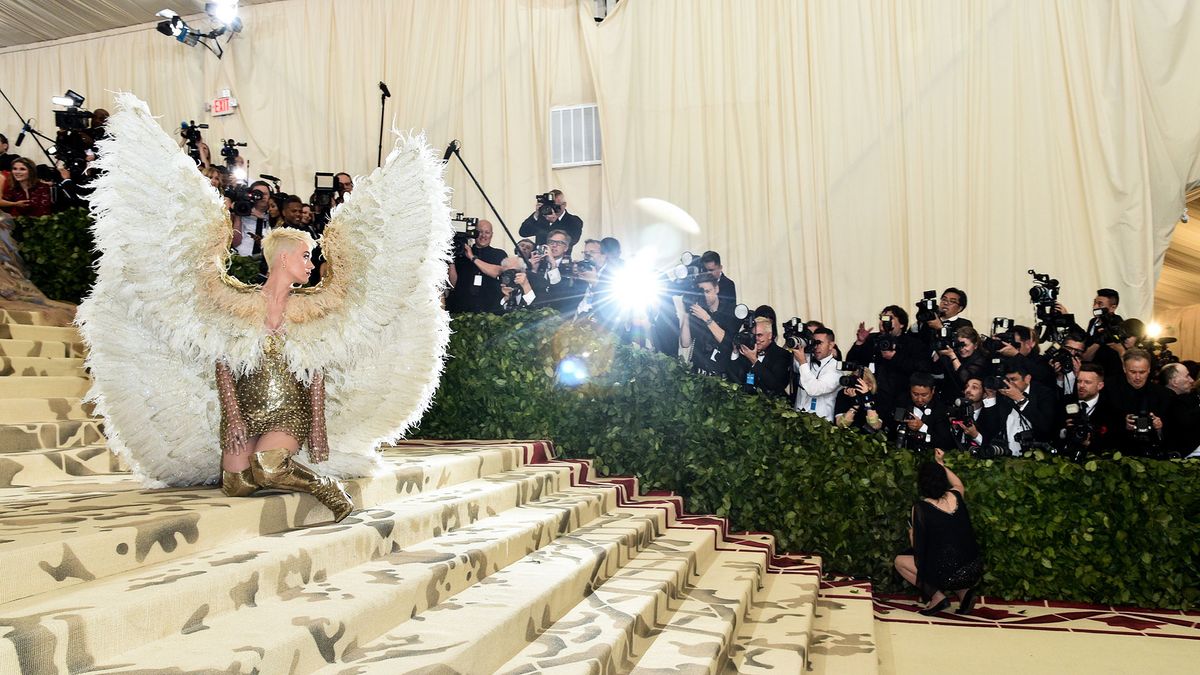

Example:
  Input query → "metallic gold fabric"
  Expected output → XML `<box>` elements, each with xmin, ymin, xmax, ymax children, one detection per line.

<box><xmin>219</xmin><ymin>334</ymin><xmax>311</xmax><ymax>449</ymax></box>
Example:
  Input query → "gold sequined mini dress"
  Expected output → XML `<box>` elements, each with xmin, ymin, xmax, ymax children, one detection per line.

<box><xmin>218</xmin><ymin>333</ymin><xmax>312</xmax><ymax>449</ymax></box>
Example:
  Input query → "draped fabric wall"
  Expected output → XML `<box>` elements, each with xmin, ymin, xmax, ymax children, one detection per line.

<box><xmin>2</xmin><ymin>0</ymin><xmax>1199</xmax><ymax>347</ymax></box>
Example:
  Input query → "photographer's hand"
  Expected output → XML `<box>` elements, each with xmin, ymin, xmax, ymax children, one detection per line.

<box><xmin>881</xmin><ymin>348</ymin><xmax>896</xmax><ymax>361</ymax></box>
<box><xmin>516</xmin><ymin>272</ymin><xmax>532</xmax><ymax>294</ymax></box>
<box><xmin>737</xmin><ymin>344</ymin><xmax>756</xmax><ymax>362</ymax></box>
<box><xmin>1150</xmin><ymin>412</ymin><xmax>1163</xmax><ymax>431</ymax></box>
<box><xmin>792</xmin><ymin>348</ymin><xmax>807</xmax><ymax>365</ymax></box>
<box><xmin>464</xmin><ymin>243</ymin><xmax>475</xmax><ymax>261</ymax></box>
<box><xmin>1125</xmin><ymin>414</ymin><xmax>1136</xmax><ymax>431</ymax></box>
<box><xmin>689</xmin><ymin>304</ymin><xmax>711</xmax><ymax>323</ymax></box>
<box><xmin>906</xmin><ymin>416</ymin><xmax>924</xmax><ymax>432</ymax></box>
<box><xmin>928</xmin><ymin>317</ymin><xmax>944</xmax><ymax>330</ymax></box>
<box><xmin>962</xmin><ymin>421</ymin><xmax>979</xmax><ymax>439</ymax></box>
<box><xmin>855</xmin><ymin>378</ymin><xmax>870</xmax><ymax>395</ymax></box>
<box><xmin>998</xmin><ymin>344</ymin><xmax>1019</xmax><ymax>358</ymax></box>
<box><xmin>856</xmin><ymin>322</ymin><xmax>870</xmax><ymax>345</ymax></box>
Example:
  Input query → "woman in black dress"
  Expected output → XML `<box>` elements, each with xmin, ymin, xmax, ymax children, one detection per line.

<box><xmin>894</xmin><ymin>449</ymin><xmax>983</xmax><ymax>614</ymax></box>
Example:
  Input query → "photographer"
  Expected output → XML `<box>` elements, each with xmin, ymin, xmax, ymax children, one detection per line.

<box><xmin>728</xmin><ymin>317</ymin><xmax>791</xmax><ymax>399</ymax></box>
<box><xmin>700</xmin><ymin>250</ymin><xmax>736</xmax><ymax>307</ymax></box>
<box><xmin>232</xmin><ymin>180</ymin><xmax>273</xmax><ymax>257</ymax></box>
<box><xmin>529</xmin><ymin>230</ymin><xmax>582</xmax><ymax>313</ymax></box>
<box><xmin>917</xmin><ymin>288</ymin><xmax>972</xmax><ymax>338</ymax></box>
<box><xmin>993</xmin><ymin>325</ymin><xmax>1055</xmax><ymax>388</ymax></box>
<box><xmin>996</xmin><ymin>357</ymin><xmax>1056</xmax><ymax>456</ymax></box>
<box><xmin>952</xmin><ymin>377</ymin><xmax>1005</xmax><ymax>451</ymax></box>
<box><xmin>1051</xmin><ymin>331</ymin><xmax>1088</xmax><ymax>397</ymax></box>
<box><xmin>680</xmin><ymin>273</ymin><xmax>738</xmax><ymax>377</ymax></box>
<box><xmin>333</xmin><ymin>172</ymin><xmax>353</xmax><ymax>207</ymax></box>
<box><xmin>894</xmin><ymin>372</ymin><xmax>955</xmax><ymax>451</ymax></box>
<box><xmin>1108</xmin><ymin>348</ymin><xmax>1172</xmax><ymax>456</ymax></box>
<box><xmin>498</xmin><ymin>256</ymin><xmax>537</xmax><ymax>312</ymax></box>
<box><xmin>1161</xmin><ymin>363</ymin><xmax>1200</xmax><ymax>457</ymax></box>
<box><xmin>1081</xmin><ymin>288</ymin><xmax>1124</xmax><ymax>377</ymax></box>
<box><xmin>520</xmin><ymin>189</ymin><xmax>582</xmax><ymax>248</ymax></box>
<box><xmin>848</xmin><ymin>306</ymin><xmax>927</xmax><ymax>414</ymax></box>
<box><xmin>1057</xmin><ymin>363</ymin><xmax>1119</xmax><ymax>456</ymax></box>
<box><xmin>447</xmin><ymin>219</ymin><xmax>506</xmax><ymax>313</ymax></box>
<box><xmin>934</xmin><ymin>326</ymin><xmax>989</xmax><ymax>403</ymax></box>
<box><xmin>792</xmin><ymin>327</ymin><xmax>840</xmax><ymax>421</ymax></box>
<box><xmin>576</xmin><ymin>237</ymin><xmax>622</xmax><ymax>322</ymax></box>
<box><xmin>834</xmin><ymin>368</ymin><xmax>884</xmax><ymax>434</ymax></box>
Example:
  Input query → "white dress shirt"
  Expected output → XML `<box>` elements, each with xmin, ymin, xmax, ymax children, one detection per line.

<box><xmin>1004</xmin><ymin>385</ymin><xmax>1033</xmax><ymax>456</ymax></box>
<box><xmin>795</xmin><ymin>354</ymin><xmax>840</xmax><ymax>421</ymax></box>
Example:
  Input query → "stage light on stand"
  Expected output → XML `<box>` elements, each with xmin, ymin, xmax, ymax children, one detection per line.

<box><xmin>611</xmin><ymin>251</ymin><xmax>664</xmax><ymax>315</ymax></box>
<box><xmin>50</xmin><ymin>90</ymin><xmax>85</xmax><ymax>108</ymax></box>
<box><xmin>205</xmin><ymin>1</ymin><xmax>243</xmax><ymax>32</ymax></box>
<box><xmin>1146</xmin><ymin>322</ymin><xmax>1163</xmax><ymax>339</ymax></box>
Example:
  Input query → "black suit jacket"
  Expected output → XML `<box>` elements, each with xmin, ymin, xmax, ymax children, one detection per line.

<box><xmin>727</xmin><ymin>343</ymin><xmax>791</xmax><ymax>399</ymax></box>
<box><xmin>996</xmin><ymin>382</ymin><xmax>1056</xmax><ymax>443</ymax></box>
<box><xmin>716</xmin><ymin>274</ymin><xmax>737</xmax><ymax>308</ymax></box>
<box><xmin>519</xmin><ymin>211</ymin><xmax>584</xmax><ymax>249</ymax></box>
<box><xmin>892</xmin><ymin>398</ymin><xmax>956</xmax><ymax>451</ymax></box>
<box><xmin>1060</xmin><ymin>393</ymin><xmax>1122</xmax><ymax>453</ymax></box>
<box><xmin>959</xmin><ymin>402</ymin><xmax>1007</xmax><ymax>450</ymax></box>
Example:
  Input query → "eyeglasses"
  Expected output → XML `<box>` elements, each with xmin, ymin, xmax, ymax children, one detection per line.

<box><xmin>548</xmin><ymin>240</ymin><xmax>568</xmax><ymax>246</ymax></box>
<box><xmin>942</xmin><ymin>297</ymin><xmax>961</xmax><ymax>306</ymax></box>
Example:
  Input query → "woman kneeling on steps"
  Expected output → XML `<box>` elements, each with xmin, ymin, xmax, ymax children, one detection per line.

<box><xmin>894</xmin><ymin>449</ymin><xmax>982</xmax><ymax>615</ymax></box>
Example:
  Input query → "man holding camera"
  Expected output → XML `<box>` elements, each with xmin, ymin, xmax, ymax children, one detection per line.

<box><xmin>992</xmin><ymin>325</ymin><xmax>1056</xmax><ymax>389</ymax></box>
<box><xmin>728</xmin><ymin>317</ymin><xmax>791</xmax><ymax>399</ymax></box>
<box><xmin>847</xmin><ymin>306</ymin><xmax>927</xmax><ymax>415</ymax></box>
<box><xmin>1050</xmin><ymin>331</ymin><xmax>1088</xmax><ymax>398</ymax></box>
<box><xmin>498</xmin><ymin>256</ymin><xmax>537</xmax><ymax>312</ymax></box>
<box><xmin>680</xmin><ymin>273</ymin><xmax>738</xmax><ymax>378</ymax></box>
<box><xmin>792</xmin><ymin>327</ymin><xmax>841</xmax><ymax>421</ymax></box>
<box><xmin>1107</xmin><ymin>348</ymin><xmax>1171</xmax><ymax>456</ymax></box>
<box><xmin>995</xmin><ymin>358</ymin><xmax>1056</xmax><ymax>456</ymax></box>
<box><xmin>520</xmin><ymin>189</ymin><xmax>583</xmax><ymax>249</ymax></box>
<box><xmin>894</xmin><ymin>372</ymin><xmax>955</xmax><ymax>451</ymax></box>
<box><xmin>953</xmin><ymin>376</ymin><xmax>1006</xmax><ymax>450</ymax></box>
<box><xmin>233</xmin><ymin>180</ymin><xmax>273</xmax><ymax>257</ymax></box>
<box><xmin>447</xmin><ymin>219</ymin><xmax>506</xmax><ymax>313</ymax></box>
<box><xmin>1057</xmin><ymin>363</ymin><xmax>1119</xmax><ymax>455</ymax></box>
<box><xmin>529</xmin><ymin>230</ymin><xmax>582</xmax><ymax>313</ymax></box>
<box><xmin>1082</xmin><ymin>288</ymin><xmax>1124</xmax><ymax>379</ymax></box>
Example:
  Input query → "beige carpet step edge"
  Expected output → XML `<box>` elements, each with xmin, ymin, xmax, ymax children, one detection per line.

<box><xmin>0</xmin><ymin>309</ymin><xmax>49</xmax><ymax>326</ymax></box>
<box><xmin>0</xmin><ymin>376</ymin><xmax>90</xmax><ymax>399</ymax></box>
<box><xmin>498</xmin><ymin>531</ymin><xmax>763</xmax><ymax>675</ymax></box>
<box><xmin>0</xmin><ymin>356</ymin><xmax>86</xmax><ymax>377</ymax></box>
<box><xmin>0</xmin><ymin>418</ymin><xmax>105</xmax><ymax>453</ymax></box>
<box><xmin>0</xmin><ymin>445</ymin><xmax>119</xmax><ymax>487</ymax></box>
<box><xmin>0</xmin><ymin>398</ymin><xmax>95</xmax><ymax>424</ymax></box>
<box><xmin>315</xmin><ymin>504</ymin><xmax>693</xmax><ymax>675</ymax></box>
<box><xmin>0</xmin><ymin>324</ymin><xmax>81</xmax><ymax>343</ymax></box>
<box><xmin>808</xmin><ymin>583</ymin><xmax>880</xmax><ymax>675</ymax></box>
<box><xmin>4</xmin><ymin>471</ymin><xmax>612</xmax><ymax>675</ymax></box>
<box><xmin>724</xmin><ymin>571</ymin><xmax>823</xmax><ymax>674</ymax></box>
<box><xmin>627</xmin><ymin>547</ymin><xmax>766</xmax><ymax>674</ymax></box>
<box><xmin>0</xmin><ymin>445</ymin><xmax>533</xmax><ymax>606</ymax></box>
<box><xmin>0</xmin><ymin>339</ymin><xmax>69</xmax><ymax>359</ymax></box>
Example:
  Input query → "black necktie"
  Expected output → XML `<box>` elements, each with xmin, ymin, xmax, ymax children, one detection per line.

<box><xmin>1081</xmin><ymin>401</ymin><xmax>1090</xmax><ymax>416</ymax></box>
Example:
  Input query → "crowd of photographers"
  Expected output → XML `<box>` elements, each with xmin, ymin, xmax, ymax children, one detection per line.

<box><xmin>447</xmin><ymin>211</ymin><xmax>1199</xmax><ymax>462</ymax></box>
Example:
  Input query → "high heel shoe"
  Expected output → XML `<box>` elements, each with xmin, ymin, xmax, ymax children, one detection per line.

<box><xmin>957</xmin><ymin>587</ymin><xmax>979</xmax><ymax>615</ymax></box>
<box><xmin>249</xmin><ymin>448</ymin><xmax>354</xmax><ymax>523</ymax></box>
<box><xmin>919</xmin><ymin>596</ymin><xmax>951</xmax><ymax>616</ymax></box>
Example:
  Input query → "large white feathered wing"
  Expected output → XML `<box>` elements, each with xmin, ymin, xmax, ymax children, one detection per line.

<box><xmin>77</xmin><ymin>93</ymin><xmax>261</xmax><ymax>488</ymax></box>
<box><xmin>282</xmin><ymin>136</ymin><xmax>454</xmax><ymax>478</ymax></box>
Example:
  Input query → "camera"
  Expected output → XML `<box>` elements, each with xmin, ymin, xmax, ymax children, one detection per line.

<box><xmin>312</xmin><ymin>172</ymin><xmax>336</xmax><ymax>210</ymax></box>
<box><xmin>877</xmin><ymin>335</ymin><xmax>898</xmax><ymax>353</ymax></box>
<box><xmin>1131</xmin><ymin>412</ymin><xmax>1153</xmax><ymax>435</ymax></box>
<box><xmin>893</xmin><ymin>407</ymin><xmax>932</xmax><ymax>452</ymax></box>
<box><xmin>781</xmin><ymin>317</ymin><xmax>815</xmax><ymax>353</ymax></box>
<box><xmin>1137</xmin><ymin>336</ymin><xmax>1179</xmax><ymax>367</ymax></box>
<box><xmin>451</xmin><ymin>213</ymin><xmax>481</xmax><ymax>255</ymax></box>
<box><xmin>499</xmin><ymin>269</ymin><xmax>519</xmax><ymax>288</ymax></box>
<box><xmin>1043</xmin><ymin>345</ymin><xmax>1076</xmax><ymax>374</ymax></box>
<box><xmin>1088</xmin><ymin>308</ymin><xmax>1124</xmax><ymax>344</ymax></box>
<box><xmin>1062</xmin><ymin>402</ymin><xmax>1092</xmax><ymax>447</ymax></box>
<box><xmin>535</xmin><ymin>192</ymin><xmax>561</xmax><ymax>218</ymax></box>
<box><xmin>224</xmin><ymin>183</ymin><xmax>267</xmax><ymax>217</ymax></box>
<box><xmin>947</xmin><ymin>398</ymin><xmax>973</xmax><ymax>426</ymax></box>
<box><xmin>971</xmin><ymin>441</ymin><xmax>1010</xmax><ymax>459</ymax></box>
<box><xmin>983</xmin><ymin>318</ymin><xmax>1019</xmax><ymax>353</ymax></box>
<box><xmin>879</xmin><ymin>313</ymin><xmax>894</xmax><ymax>333</ymax></box>
<box><xmin>573</xmin><ymin>259</ymin><xmax>595</xmax><ymax>276</ymax></box>
<box><xmin>933</xmin><ymin>326</ymin><xmax>956</xmax><ymax>352</ymax></box>
<box><xmin>915</xmin><ymin>290</ymin><xmax>939</xmax><ymax>324</ymax></box>
<box><xmin>983</xmin><ymin>357</ymin><xmax>1007</xmax><ymax>391</ymax></box>
<box><xmin>839</xmin><ymin>362</ymin><xmax>865</xmax><ymax>388</ymax></box>
<box><xmin>220</xmin><ymin>138</ymin><xmax>247</xmax><ymax>166</ymax></box>
<box><xmin>1028</xmin><ymin>269</ymin><xmax>1060</xmax><ymax>305</ymax></box>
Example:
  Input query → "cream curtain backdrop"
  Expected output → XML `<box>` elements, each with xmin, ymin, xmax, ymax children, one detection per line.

<box><xmin>582</xmin><ymin>0</ymin><xmax>1200</xmax><ymax>346</ymax></box>
<box><xmin>2</xmin><ymin>0</ymin><xmax>1199</xmax><ymax>349</ymax></box>
<box><xmin>0</xmin><ymin>0</ymin><xmax>602</xmax><ymax>250</ymax></box>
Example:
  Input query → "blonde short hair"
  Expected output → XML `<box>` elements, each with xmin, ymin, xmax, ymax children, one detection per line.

<box><xmin>261</xmin><ymin>227</ymin><xmax>315</xmax><ymax>269</ymax></box>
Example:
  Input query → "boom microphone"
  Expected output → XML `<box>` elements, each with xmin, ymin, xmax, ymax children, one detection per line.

<box><xmin>15</xmin><ymin>125</ymin><xmax>26</xmax><ymax>147</ymax></box>
<box><xmin>442</xmin><ymin>140</ymin><xmax>459</xmax><ymax>163</ymax></box>
<box><xmin>259</xmin><ymin>174</ymin><xmax>281</xmax><ymax>182</ymax></box>
<box><xmin>379</xmin><ymin>81</ymin><xmax>391</xmax><ymax>98</ymax></box>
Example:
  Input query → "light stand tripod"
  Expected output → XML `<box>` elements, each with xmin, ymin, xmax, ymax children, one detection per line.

<box><xmin>376</xmin><ymin>82</ymin><xmax>391</xmax><ymax>168</ymax></box>
<box><xmin>0</xmin><ymin>86</ymin><xmax>58</xmax><ymax>168</ymax></box>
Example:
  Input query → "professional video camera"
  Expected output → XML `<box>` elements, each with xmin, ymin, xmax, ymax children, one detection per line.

<box><xmin>311</xmin><ymin>172</ymin><xmax>336</xmax><ymax>211</ymax></box>
<box><xmin>223</xmin><ymin>182</ymin><xmax>267</xmax><ymax>217</ymax></box>
<box><xmin>915</xmin><ymin>290</ymin><xmax>940</xmax><ymax>324</ymax></box>
<box><xmin>1028</xmin><ymin>269</ymin><xmax>1076</xmax><ymax>342</ymax></box>
<box><xmin>1138</xmin><ymin>336</ymin><xmax>1179</xmax><ymax>367</ymax></box>
<box><xmin>983</xmin><ymin>317</ymin><xmax>1019</xmax><ymax>353</ymax></box>
<box><xmin>220</xmin><ymin>138</ymin><xmax>247</xmax><ymax>167</ymax></box>
<box><xmin>451</xmin><ymin>212</ymin><xmax>481</xmax><ymax>257</ymax></box>
<box><xmin>1088</xmin><ymin>308</ymin><xmax>1124</xmax><ymax>344</ymax></box>
<box><xmin>781</xmin><ymin>317</ymin><xmax>816</xmax><ymax>353</ymax></box>
<box><xmin>180</xmin><ymin>120</ymin><xmax>209</xmax><ymax>164</ymax></box>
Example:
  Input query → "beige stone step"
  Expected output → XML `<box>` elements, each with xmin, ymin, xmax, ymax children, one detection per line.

<box><xmin>0</xmin><ymin>376</ymin><xmax>91</xmax><ymax>399</ymax></box>
<box><xmin>809</xmin><ymin>583</ymin><xmax>880</xmax><ymax>675</ymax></box>
<box><xmin>0</xmin><ymin>323</ymin><xmax>81</xmax><ymax>344</ymax></box>
<box><xmin>0</xmin><ymin>338</ymin><xmax>69</xmax><ymax>359</ymax></box>
<box><xmin>0</xmin><ymin>309</ymin><xmax>48</xmax><ymax>326</ymax></box>
<box><xmin>0</xmin><ymin>445</ymin><xmax>122</xmax><ymax>487</ymax></box>
<box><xmin>0</xmin><ymin>418</ymin><xmax>105</xmax><ymax>453</ymax></box>
<box><xmin>0</xmin><ymin>397</ymin><xmax>96</xmax><ymax>423</ymax></box>
<box><xmin>0</xmin><ymin>356</ymin><xmax>87</xmax><ymax>377</ymax></box>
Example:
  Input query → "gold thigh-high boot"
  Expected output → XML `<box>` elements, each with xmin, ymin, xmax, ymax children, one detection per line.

<box><xmin>248</xmin><ymin>448</ymin><xmax>354</xmax><ymax>523</ymax></box>
<box><xmin>221</xmin><ymin>467</ymin><xmax>259</xmax><ymax>497</ymax></box>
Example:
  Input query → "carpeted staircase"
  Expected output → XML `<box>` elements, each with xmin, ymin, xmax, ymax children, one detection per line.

<box><xmin>0</xmin><ymin>309</ymin><xmax>881</xmax><ymax>674</ymax></box>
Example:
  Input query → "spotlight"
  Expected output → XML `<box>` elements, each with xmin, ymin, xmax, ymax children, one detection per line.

<box><xmin>231</xmin><ymin>166</ymin><xmax>247</xmax><ymax>181</ymax></box>
<box><xmin>50</xmin><ymin>90</ymin><xmax>85</xmax><ymax>108</ymax></box>
<box><xmin>1146</xmin><ymin>322</ymin><xmax>1163</xmax><ymax>339</ymax></box>
<box><xmin>206</xmin><ymin>1</ymin><xmax>242</xmax><ymax>31</ymax></box>
<box><xmin>611</xmin><ymin>255</ymin><xmax>664</xmax><ymax>314</ymax></box>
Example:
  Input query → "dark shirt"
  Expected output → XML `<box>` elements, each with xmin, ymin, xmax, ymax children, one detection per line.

<box><xmin>447</xmin><ymin>245</ymin><xmax>506</xmax><ymax>313</ymax></box>
<box><xmin>716</xmin><ymin>274</ymin><xmax>737</xmax><ymax>308</ymax></box>
<box><xmin>519</xmin><ymin>211</ymin><xmax>583</xmax><ymax>249</ymax></box>
<box><xmin>846</xmin><ymin>332</ymin><xmax>928</xmax><ymax>415</ymax></box>
<box><xmin>687</xmin><ymin>305</ymin><xmax>739</xmax><ymax>377</ymax></box>
<box><xmin>1104</xmin><ymin>380</ymin><xmax>1173</xmax><ymax>454</ymax></box>
<box><xmin>2</xmin><ymin>180</ymin><xmax>53</xmax><ymax>218</ymax></box>
<box><xmin>1166</xmin><ymin>391</ymin><xmax>1200</xmax><ymax>456</ymax></box>
<box><xmin>727</xmin><ymin>342</ymin><xmax>791</xmax><ymax>398</ymax></box>
<box><xmin>530</xmin><ymin>256</ymin><xmax>584</xmax><ymax>314</ymax></box>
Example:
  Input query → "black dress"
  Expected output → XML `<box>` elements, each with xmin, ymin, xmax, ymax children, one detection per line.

<box><xmin>912</xmin><ymin>490</ymin><xmax>983</xmax><ymax>598</ymax></box>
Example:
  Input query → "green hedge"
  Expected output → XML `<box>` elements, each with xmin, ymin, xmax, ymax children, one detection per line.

<box><xmin>419</xmin><ymin>311</ymin><xmax>1200</xmax><ymax>609</ymax></box>
<box><xmin>13</xmin><ymin>207</ymin><xmax>97</xmax><ymax>304</ymax></box>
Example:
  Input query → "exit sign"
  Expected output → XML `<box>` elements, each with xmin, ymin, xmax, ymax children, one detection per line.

<box><xmin>211</xmin><ymin>96</ymin><xmax>236</xmax><ymax>117</ymax></box>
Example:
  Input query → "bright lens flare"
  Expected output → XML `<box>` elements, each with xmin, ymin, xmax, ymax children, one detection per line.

<box><xmin>232</xmin><ymin>166</ymin><xmax>247</xmax><ymax>181</ymax></box>
<box><xmin>611</xmin><ymin>258</ymin><xmax>663</xmax><ymax>313</ymax></box>
<box><xmin>556</xmin><ymin>357</ymin><xmax>589</xmax><ymax>386</ymax></box>
<box><xmin>1146</xmin><ymin>322</ymin><xmax>1163</xmax><ymax>339</ymax></box>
